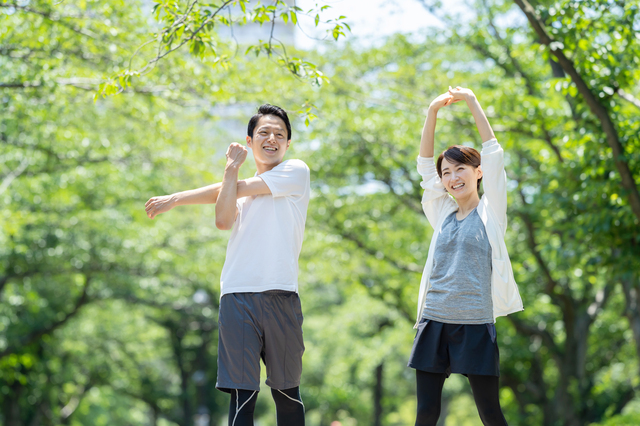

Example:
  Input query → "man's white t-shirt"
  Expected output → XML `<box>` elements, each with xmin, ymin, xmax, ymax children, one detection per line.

<box><xmin>219</xmin><ymin>159</ymin><xmax>311</xmax><ymax>296</ymax></box>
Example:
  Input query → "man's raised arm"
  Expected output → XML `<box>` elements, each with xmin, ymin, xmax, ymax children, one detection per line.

<box><xmin>215</xmin><ymin>143</ymin><xmax>246</xmax><ymax>230</ymax></box>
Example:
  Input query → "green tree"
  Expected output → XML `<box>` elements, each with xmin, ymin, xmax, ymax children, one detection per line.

<box><xmin>0</xmin><ymin>1</ymin><xmax>329</xmax><ymax>424</ymax></box>
<box><xmin>3</xmin><ymin>0</ymin><xmax>640</xmax><ymax>425</ymax></box>
<box><xmin>290</xmin><ymin>1</ymin><xmax>640</xmax><ymax>424</ymax></box>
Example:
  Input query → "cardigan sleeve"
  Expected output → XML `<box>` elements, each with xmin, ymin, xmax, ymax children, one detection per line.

<box><xmin>480</xmin><ymin>138</ymin><xmax>508</xmax><ymax>233</ymax></box>
<box><xmin>417</xmin><ymin>156</ymin><xmax>457</xmax><ymax>229</ymax></box>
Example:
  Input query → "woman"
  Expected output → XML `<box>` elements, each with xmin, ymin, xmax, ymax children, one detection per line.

<box><xmin>408</xmin><ymin>87</ymin><xmax>523</xmax><ymax>426</ymax></box>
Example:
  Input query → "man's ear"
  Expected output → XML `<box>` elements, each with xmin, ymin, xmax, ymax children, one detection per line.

<box><xmin>246</xmin><ymin>135</ymin><xmax>252</xmax><ymax>147</ymax></box>
<box><xmin>286</xmin><ymin>139</ymin><xmax>291</xmax><ymax>149</ymax></box>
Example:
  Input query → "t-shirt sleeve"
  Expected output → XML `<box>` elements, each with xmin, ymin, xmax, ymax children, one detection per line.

<box><xmin>231</xmin><ymin>197</ymin><xmax>246</xmax><ymax>225</ymax></box>
<box><xmin>258</xmin><ymin>159</ymin><xmax>310</xmax><ymax>198</ymax></box>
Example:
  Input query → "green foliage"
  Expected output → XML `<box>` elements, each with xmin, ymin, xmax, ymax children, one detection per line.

<box><xmin>98</xmin><ymin>0</ymin><xmax>350</xmax><ymax>97</ymax></box>
<box><xmin>2</xmin><ymin>0</ymin><xmax>640</xmax><ymax>425</ymax></box>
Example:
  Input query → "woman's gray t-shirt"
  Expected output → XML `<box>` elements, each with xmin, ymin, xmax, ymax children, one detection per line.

<box><xmin>423</xmin><ymin>208</ymin><xmax>493</xmax><ymax>324</ymax></box>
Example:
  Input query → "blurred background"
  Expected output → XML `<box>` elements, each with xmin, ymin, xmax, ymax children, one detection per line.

<box><xmin>2</xmin><ymin>0</ymin><xmax>640</xmax><ymax>425</ymax></box>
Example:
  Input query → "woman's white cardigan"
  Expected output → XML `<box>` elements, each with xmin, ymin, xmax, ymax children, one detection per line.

<box><xmin>414</xmin><ymin>138</ymin><xmax>524</xmax><ymax>329</ymax></box>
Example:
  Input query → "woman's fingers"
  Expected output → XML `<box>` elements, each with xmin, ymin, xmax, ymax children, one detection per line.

<box><xmin>447</xmin><ymin>86</ymin><xmax>468</xmax><ymax>102</ymax></box>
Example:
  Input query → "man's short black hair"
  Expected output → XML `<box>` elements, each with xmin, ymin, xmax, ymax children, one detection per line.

<box><xmin>247</xmin><ymin>104</ymin><xmax>292</xmax><ymax>140</ymax></box>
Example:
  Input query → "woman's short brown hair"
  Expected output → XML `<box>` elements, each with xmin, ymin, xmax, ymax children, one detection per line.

<box><xmin>436</xmin><ymin>145</ymin><xmax>482</xmax><ymax>190</ymax></box>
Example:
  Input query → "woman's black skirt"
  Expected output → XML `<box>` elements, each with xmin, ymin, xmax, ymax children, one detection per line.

<box><xmin>408</xmin><ymin>318</ymin><xmax>500</xmax><ymax>377</ymax></box>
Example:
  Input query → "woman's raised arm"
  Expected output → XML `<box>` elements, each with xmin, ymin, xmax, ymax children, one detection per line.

<box><xmin>447</xmin><ymin>86</ymin><xmax>495</xmax><ymax>143</ymax></box>
<box><xmin>419</xmin><ymin>92</ymin><xmax>454</xmax><ymax>158</ymax></box>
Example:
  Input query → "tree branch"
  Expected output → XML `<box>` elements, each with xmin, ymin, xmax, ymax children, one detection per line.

<box><xmin>331</xmin><ymin>223</ymin><xmax>422</xmax><ymax>274</ymax></box>
<box><xmin>137</xmin><ymin>0</ymin><xmax>234</xmax><ymax>77</ymax></box>
<box><xmin>0</xmin><ymin>78</ymin><xmax>170</xmax><ymax>94</ymax></box>
<box><xmin>480</xmin><ymin>0</ymin><xmax>536</xmax><ymax>95</ymax></box>
<box><xmin>0</xmin><ymin>3</ymin><xmax>97</xmax><ymax>39</ymax></box>
<box><xmin>618</xmin><ymin>89</ymin><xmax>640</xmax><ymax>111</ymax></box>
<box><xmin>508</xmin><ymin>315</ymin><xmax>562</xmax><ymax>361</ymax></box>
<box><xmin>0</xmin><ymin>157</ymin><xmax>28</xmax><ymax>195</ymax></box>
<box><xmin>513</xmin><ymin>0</ymin><xmax>640</xmax><ymax>222</ymax></box>
<box><xmin>0</xmin><ymin>277</ymin><xmax>91</xmax><ymax>359</ymax></box>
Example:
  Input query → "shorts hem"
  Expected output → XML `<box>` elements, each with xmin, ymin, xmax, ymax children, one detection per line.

<box><xmin>265</xmin><ymin>379</ymin><xmax>301</xmax><ymax>390</ymax></box>
<box><xmin>408</xmin><ymin>363</ymin><xmax>451</xmax><ymax>377</ymax></box>
<box><xmin>451</xmin><ymin>369</ymin><xmax>500</xmax><ymax>377</ymax></box>
<box><xmin>408</xmin><ymin>363</ymin><xmax>445</xmax><ymax>373</ymax></box>
<box><xmin>216</xmin><ymin>382</ymin><xmax>260</xmax><ymax>393</ymax></box>
<box><xmin>422</xmin><ymin>316</ymin><xmax>495</xmax><ymax>325</ymax></box>
<box><xmin>220</xmin><ymin>285</ymin><xmax>298</xmax><ymax>297</ymax></box>
<box><xmin>408</xmin><ymin>363</ymin><xmax>499</xmax><ymax>378</ymax></box>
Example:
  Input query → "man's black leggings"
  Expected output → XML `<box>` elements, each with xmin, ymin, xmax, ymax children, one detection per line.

<box><xmin>228</xmin><ymin>387</ymin><xmax>305</xmax><ymax>426</ymax></box>
<box><xmin>415</xmin><ymin>370</ymin><xmax>508</xmax><ymax>426</ymax></box>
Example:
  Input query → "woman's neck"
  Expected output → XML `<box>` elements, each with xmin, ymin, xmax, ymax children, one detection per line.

<box><xmin>456</xmin><ymin>194</ymin><xmax>480</xmax><ymax>218</ymax></box>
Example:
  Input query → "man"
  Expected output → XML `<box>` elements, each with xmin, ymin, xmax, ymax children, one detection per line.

<box><xmin>145</xmin><ymin>104</ymin><xmax>310</xmax><ymax>426</ymax></box>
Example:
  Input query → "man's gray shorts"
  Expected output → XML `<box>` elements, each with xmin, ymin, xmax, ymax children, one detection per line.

<box><xmin>216</xmin><ymin>290</ymin><xmax>305</xmax><ymax>393</ymax></box>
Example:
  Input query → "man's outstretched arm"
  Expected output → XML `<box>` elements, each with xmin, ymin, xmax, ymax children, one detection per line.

<box><xmin>145</xmin><ymin>183</ymin><xmax>222</xmax><ymax>219</ymax></box>
<box><xmin>145</xmin><ymin>162</ymin><xmax>272</xmax><ymax>221</ymax></box>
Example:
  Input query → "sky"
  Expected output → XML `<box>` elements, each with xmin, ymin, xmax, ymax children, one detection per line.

<box><xmin>294</xmin><ymin>0</ymin><xmax>467</xmax><ymax>49</ymax></box>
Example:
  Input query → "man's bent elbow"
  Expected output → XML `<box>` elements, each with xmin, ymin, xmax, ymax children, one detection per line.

<box><xmin>215</xmin><ymin>218</ymin><xmax>234</xmax><ymax>230</ymax></box>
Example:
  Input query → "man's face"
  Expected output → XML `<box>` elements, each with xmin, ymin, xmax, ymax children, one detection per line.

<box><xmin>246</xmin><ymin>115</ymin><xmax>290</xmax><ymax>170</ymax></box>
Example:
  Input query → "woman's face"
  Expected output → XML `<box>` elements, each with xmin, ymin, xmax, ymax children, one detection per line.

<box><xmin>440</xmin><ymin>157</ymin><xmax>482</xmax><ymax>198</ymax></box>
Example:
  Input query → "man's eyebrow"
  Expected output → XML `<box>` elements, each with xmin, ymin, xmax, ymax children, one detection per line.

<box><xmin>257</xmin><ymin>125</ymin><xmax>284</xmax><ymax>131</ymax></box>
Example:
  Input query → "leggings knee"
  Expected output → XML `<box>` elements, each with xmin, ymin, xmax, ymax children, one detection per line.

<box><xmin>229</xmin><ymin>389</ymin><xmax>257</xmax><ymax>426</ymax></box>
<box><xmin>272</xmin><ymin>387</ymin><xmax>304</xmax><ymax>413</ymax></box>
<box><xmin>416</xmin><ymin>402</ymin><xmax>441</xmax><ymax>426</ymax></box>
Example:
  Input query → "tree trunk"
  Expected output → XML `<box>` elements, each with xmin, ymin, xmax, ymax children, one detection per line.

<box><xmin>170</xmin><ymin>326</ymin><xmax>191</xmax><ymax>426</ymax></box>
<box><xmin>3</xmin><ymin>381</ymin><xmax>22</xmax><ymax>426</ymax></box>
<box><xmin>373</xmin><ymin>362</ymin><xmax>384</xmax><ymax>426</ymax></box>
<box><xmin>149</xmin><ymin>405</ymin><xmax>159</xmax><ymax>426</ymax></box>
<box><xmin>622</xmin><ymin>277</ymin><xmax>640</xmax><ymax>377</ymax></box>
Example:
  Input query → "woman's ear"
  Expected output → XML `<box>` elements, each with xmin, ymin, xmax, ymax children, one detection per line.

<box><xmin>476</xmin><ymin>165</ymin><xmax>483</xmax><ymax>179</ymax></box>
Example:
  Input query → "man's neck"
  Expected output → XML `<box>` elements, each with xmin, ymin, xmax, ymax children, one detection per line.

<box><xmin>255</xmin><ymin>160</ymin><xmax>284</xmax><ymax>175</ymax></box>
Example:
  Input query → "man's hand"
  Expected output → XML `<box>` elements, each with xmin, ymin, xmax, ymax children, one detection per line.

<box><xmin>145</xmin><ymin>195</ymin><xmax>175</xmax><ymax>219</ymax></box>
<box><xmin>428</xmin><ymin>92</ymin><xmax>454</xmax><ymax>112</ymax></box>
<box><xmin>225</xmin><ymin>143</ymin><xmax>248</xmax><ymax>169</ymax></box>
